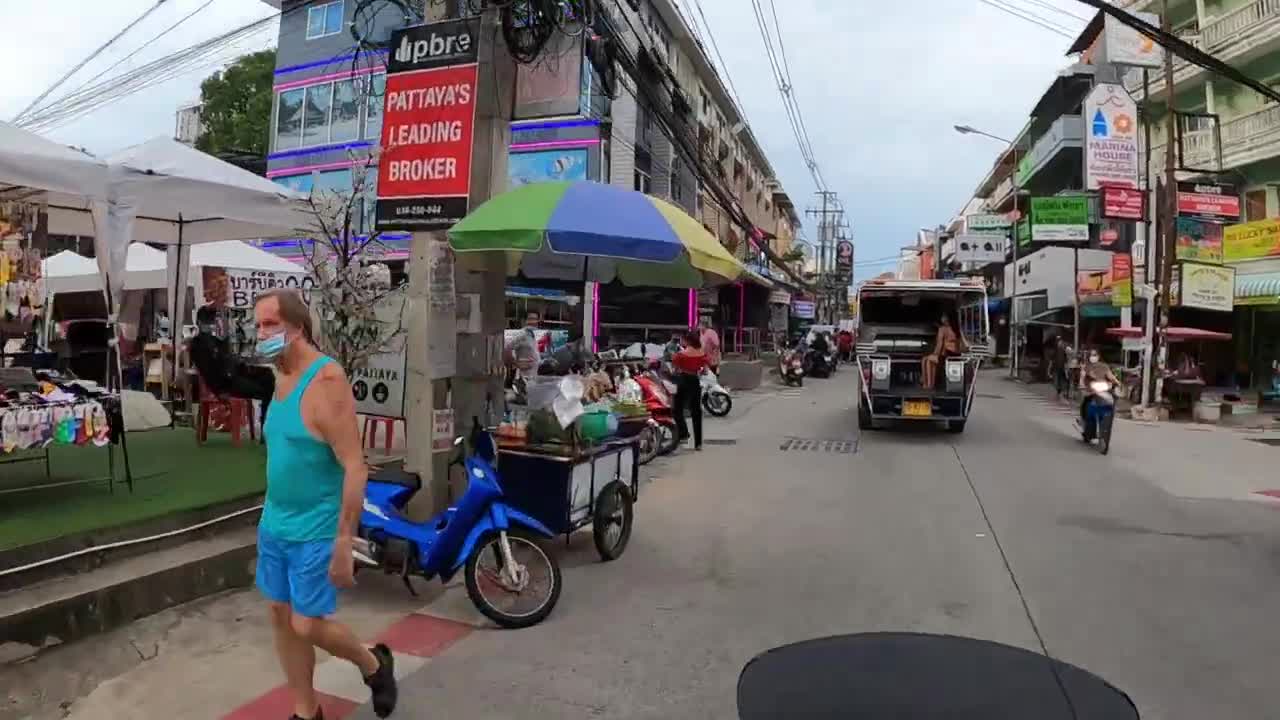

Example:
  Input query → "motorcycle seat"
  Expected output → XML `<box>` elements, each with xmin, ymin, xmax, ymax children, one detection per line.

<box><xmin>369</xmin><ymin>466</ymin><xmax>422</xmax><ymax>491</ymax></box>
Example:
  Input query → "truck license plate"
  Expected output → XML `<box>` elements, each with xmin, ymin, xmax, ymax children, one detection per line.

<box><xmin>903</xmin><ymin>400</ymin><xmax>932</xmax><ymax>417</ymax></box>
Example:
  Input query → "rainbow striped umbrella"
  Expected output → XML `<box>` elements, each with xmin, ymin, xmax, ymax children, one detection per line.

<box><xmin>447</xmin><ymin>181</ymin><xmax>744</xmax><ymax>287</ymax></box>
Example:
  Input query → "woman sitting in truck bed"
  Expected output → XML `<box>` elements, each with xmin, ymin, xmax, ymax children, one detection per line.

<box><xmin>921</xmin><ymin>312</ymin><xmax>964</xmax><ymax>390</ymax></box>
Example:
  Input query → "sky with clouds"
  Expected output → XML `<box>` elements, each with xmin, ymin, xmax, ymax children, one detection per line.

<box><xmin>3</xmin><ymin>0</ymin><xmax>1093</xmax><ymax>280</ymax></box>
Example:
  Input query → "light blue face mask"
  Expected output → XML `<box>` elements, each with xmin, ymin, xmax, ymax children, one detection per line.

<box><xmin>256</xmin><ymin>332</ymin><xmax>288</xmax><ymax>360</ymax></box>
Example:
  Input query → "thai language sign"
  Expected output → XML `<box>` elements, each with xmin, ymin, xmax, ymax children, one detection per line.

<box><xmin>1030</xmin><ymin>196</ymin><xmax>1088</xmax><ymax>242</ymax></box>
<box><xmin>1178</xmin><ymin>262</ymin><xmax>1234</xmax><ymax>312</ymax></box>
<box><xmin>376</xmin><ymin>18</ymin><xmax>481</xmax><ymax>230</ymax></box>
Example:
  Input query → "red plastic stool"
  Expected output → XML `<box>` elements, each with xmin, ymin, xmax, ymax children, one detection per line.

<box><xmin>362</xmin><ymin>416</ymin><xmax>395</xmax><ymax>453</ymax></box>
<box><xmin>196</xmin><ymin>378</ymin><xmax>255</xmax><ymax>447</ymax></box>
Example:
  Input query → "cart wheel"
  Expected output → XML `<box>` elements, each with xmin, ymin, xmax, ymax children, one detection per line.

<box><xmin>593</xmin><ymin>481</ymin><xmax>634</xmax><ymax>561</ymax></box>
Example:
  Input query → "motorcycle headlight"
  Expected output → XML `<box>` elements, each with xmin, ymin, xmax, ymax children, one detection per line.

<box><xmin>1090</xmin><ymin>380</ymin><xmax>1112</xmax><ymax>393</ymax></box>
<box><xmin>871</xmin><ymin>358</ymin><xmax>890</xmax><ymax>380</ymax></box>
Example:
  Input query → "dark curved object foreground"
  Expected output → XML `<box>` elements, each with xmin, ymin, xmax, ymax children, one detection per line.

<box><xmin>738</xmin><ymin>632</ymin><xmax>1138</xmax><ymax>720</ymax></box>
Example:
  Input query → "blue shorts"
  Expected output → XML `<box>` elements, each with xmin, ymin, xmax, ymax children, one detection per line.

<box><xmin>255</xmin><ymin>527</ymin><xmax>339</xmax><ymax>618</ymax></box>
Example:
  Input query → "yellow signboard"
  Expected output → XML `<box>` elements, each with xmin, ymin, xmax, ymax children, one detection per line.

<box><xmin>1223</xmin><ymin>218</ymin><xmax>1280</xmax><ymax>262</ymax></box>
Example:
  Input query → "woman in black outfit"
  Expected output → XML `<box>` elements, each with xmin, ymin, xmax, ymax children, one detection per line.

<box><xmin>671</xmin><ymin>329</ymin><xmax>708</xmax><ymax>451</ymax></box>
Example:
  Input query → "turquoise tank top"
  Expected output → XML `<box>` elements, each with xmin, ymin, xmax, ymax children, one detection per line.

<box><xmin>260</xmin><ymin>356</ymin><xmax>344</xmax><ymax>542</ymax></box>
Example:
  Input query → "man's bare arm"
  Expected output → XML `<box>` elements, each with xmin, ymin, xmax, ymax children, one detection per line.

<box><xmin>313</xmin><ymin>366</ymin><xmax>368</xmax><ymax>539</ymax></box>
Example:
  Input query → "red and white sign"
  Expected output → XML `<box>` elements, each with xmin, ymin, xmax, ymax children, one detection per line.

<box><xmin>1111</xmin><ymin>252</ymin><xmax>1132</xmax><ymax>282</ymax></box>
<box><xmin>375</xmin><ymin>18</ymin><xmax>481</xmax><ymax>230</ymax></box>
<box><xmin>1102</xmin><ymin>185</ymin><xmax>1144</xmax><ymax>220</ymax></box>
<box><xmin>1176</xmin><ymin>182</ymin><xmax>1240</xmax><ymax>221</ymax></box>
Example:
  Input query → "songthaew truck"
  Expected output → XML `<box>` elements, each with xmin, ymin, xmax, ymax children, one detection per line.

<box><xmin>853</xmin><ymin>279</ymin><xmax>992</xmax><ymax>433</ymax></box>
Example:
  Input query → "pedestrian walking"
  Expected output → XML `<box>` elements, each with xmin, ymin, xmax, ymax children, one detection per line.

<box><xmin>252</xmin><ymin>289</ymin><xmax>398</xmax><ymax>720</ymax></box>
<box><xmin>672</xmin><ymin>329</ymin><xmax>707</xmax><ymax>450</ymax></box>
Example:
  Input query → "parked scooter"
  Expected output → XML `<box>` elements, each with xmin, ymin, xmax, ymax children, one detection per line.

<box><xmin>779</xmin><ymin>346</ymin><xmax>805</xmax><ymax>387</ymax></box>
<box><xmin>634</xmin><ymin>363</ymin><xmax>680</xmax><ymax>459</ymax></box>
<box><xmin>1078</xmin><ymin>379</ymin><xmax>1116</xmax><ymax>455</ymax></box>
<box><xmin>354</xmin><ymin>424</ymin><xmax>563</xmax><ymax>628</ymax></box>
<box><xmin>701</xmin><ymin>367</ymin><xmax>732</xmax><ymax>417</ymax></box>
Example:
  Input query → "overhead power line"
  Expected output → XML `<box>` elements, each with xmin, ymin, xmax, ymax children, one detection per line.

<box><xmin>1071</xmin><ymin>0</ymin><xmax>1280</xmax><ymax>105</ymax></box>
<box><xmin>1015</xmin><ymin>0</ymin><xmax>1091</xmax><ymax>22</ymax></box>
<box><xmin>976</xmin><ymin>0</ymin><xmax>1077</xmax><ymax>39</ymax></box>
<box><xmin>13</xmin><ymin>0</ymin><xmax>173</xmax><ymax>122</ymax></box>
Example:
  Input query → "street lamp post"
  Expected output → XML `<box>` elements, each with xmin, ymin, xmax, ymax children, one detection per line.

<box><xmin>955</xmin><ymin>125</ymin><xmax>1020</xmax><ymax>378</ymax></box>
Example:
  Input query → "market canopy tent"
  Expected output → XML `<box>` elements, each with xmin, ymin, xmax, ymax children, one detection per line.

<box><xmin>188</xmin><ymin>240</ymin><xmax>305</xmax><ymax>274</ymax></box>
<box><xmin>0</xmin><ymin>120</ymin><xmax>109</xmax><ymax>203</ymax></box>
<box><xmin>101</xmin><ymin>138</ymin><xmax>312</xmax><ymax>336</ymax></box>
<box><xmin>42</xmin><ymin>244</ymin><xmax>175</xmax><ymax>295</ymax></box>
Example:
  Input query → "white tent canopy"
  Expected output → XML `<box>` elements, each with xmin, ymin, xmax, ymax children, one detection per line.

<box><xmin>189</xmin><ymin>240</ymin><xmax>304</xmax><ymax>274</ymax></box>
<box><xmin>42</xmin><ymin>244</ymin><xmax>177</xmax><ymax>295</ymax></box>
<box><xmin>41</xmin><ymin>241</ymin><xmax>304</xmax><ymax>296</ymax></box>
<box><xmin>0</xmin><ymin>120</ymin><xmax>108</xmax><ymax>202</ymax></box>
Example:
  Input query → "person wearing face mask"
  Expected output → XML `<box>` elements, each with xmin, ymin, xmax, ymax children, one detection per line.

<box><xmin>190</xmin><ymin>305</ymin><xmax>274</xmax><ymax>433</ymax></box>
<box><xmin>505</xmin><ymin>310</ymin><xmax>543</xmax><ymax>381</ymax></box>
<box><xmin>1079</xmin><ymin>348</ymin><xmax>1119</xmax><ymax>425</ymax></box>
<box><xmin>251</xmin><ymin>290</ymin><xmax>398</xmax><ymax>720</ymax></box>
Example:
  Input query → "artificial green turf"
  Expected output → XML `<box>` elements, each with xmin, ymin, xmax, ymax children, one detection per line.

<box><xmin>0</xmin><ymin>428</ymin><xmax>266</xmax><ymax>552</ymax></box>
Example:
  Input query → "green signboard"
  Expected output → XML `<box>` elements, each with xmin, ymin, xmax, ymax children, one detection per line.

<box><xmin>1016</xmin><ymin>218</ymin><xmax>1031</xmax><ymax>248</ymax></box>
<box><xmin>1030</xmin><ymin>196</ymin><xmax>1089</xmax><ymax>243</ymax></box>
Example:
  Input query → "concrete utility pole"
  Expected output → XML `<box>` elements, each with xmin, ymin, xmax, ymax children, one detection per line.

<box><xmin>405</xmin><ymin>1</ymin><xmax>516</xmax><ymax>515</ymax></box>
<box><xmin>1157</xmin><ymin>0</ymin><xmax>1177</xmax><ymax>398</ymax></box>
<box><xmin>806</xmin><ymin>190</ymin><xmax>840</xmax><ymax>321</ymax></box>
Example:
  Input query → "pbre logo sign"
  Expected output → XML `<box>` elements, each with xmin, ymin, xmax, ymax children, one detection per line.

<box><xmin>394</xmin><ymin>29</ymin><xmax>472</xmax><ymax>65</ymax></box>
<box><xmin>388</xmin><ymin>18</ymin><xmax>480</xmax><ymax>72</ymax></box>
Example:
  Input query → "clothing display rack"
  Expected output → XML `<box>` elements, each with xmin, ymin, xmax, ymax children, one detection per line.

<box><xmin>0</xmin><ymin>393</ymin><xmax>133</xmax><ymax>495</ymax></box>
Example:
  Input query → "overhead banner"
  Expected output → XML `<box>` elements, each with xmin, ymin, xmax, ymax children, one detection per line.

<box><xmin>1031</xmin><ymin>196</ymin><xmax>1089</xmax><ymax>242</ymax></box>
<box><xmin>376</xmin><ymin>18</ymin><xmax>481</xmax><ymax>230</ymax></box>
<box><xmin>1177</xmin><ymin>181</ymin><xmax>1240</xmax><ymax>221</ymax></box>
<box><xmin>1179</xmin><ymin>262</ymin><xmax>1235</xmax><ymax>312</ymax></box>
<box><xmin>1175</xmin><ymin>217</ymin><xmax>1224</xmax><ymax>264</ymax></box>
<box><xmin>1223</xmin><ymin>218</ymin><xmax>1280</xmax><ymax>262</ymax></box>
<box><xmin>1103</xmin><ymin>11</ymin><xmax>1161</xmax><ymax>68</ymax></box>
<box><xmin>1084</xmin><ymin>83</ymin><xmax>1139</xmax><ymax>190</ymax></box>
<box><xmin>1101</xmin><ymin>185</ymin><xmax>1145</xmax><ymax>220</ymax></box>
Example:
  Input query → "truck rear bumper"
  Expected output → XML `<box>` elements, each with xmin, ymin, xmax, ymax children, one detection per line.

<box><xmin>867</xmin><ymin>393</ymin><xmax>968</xmax><ymax>420</ymax></box>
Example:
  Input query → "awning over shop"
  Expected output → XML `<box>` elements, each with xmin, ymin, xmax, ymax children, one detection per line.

<box><xmin>1106</xmin><ymin>326</ymin><xmax>1232</xmax><ymax>342</ymax></box>
<box><xmin>1235</xmin><ymin>272</ymin><xmax>1280</xmax><ymax>305</ymax></box>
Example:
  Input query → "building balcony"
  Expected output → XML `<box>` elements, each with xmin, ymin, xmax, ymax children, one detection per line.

<box><xmin>1150</xmin><ymin>102</ymin><xmax>1280</xmax><ymax>174</ymax></box>
<box><xmin>1125</xmin><ymin>1</ymin><xmax>1280</xmax><ymax>99</ymax></box>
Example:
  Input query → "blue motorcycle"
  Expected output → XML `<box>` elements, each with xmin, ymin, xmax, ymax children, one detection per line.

<box><xmin>353</xmin><ymin>426</ymin><xmax>562</xmax><ymax>629</ymax></box>
<box><xmin>1080</xmin><ymin>380</ymin><xmax>1116</xmax><ymax>455</ymax></box>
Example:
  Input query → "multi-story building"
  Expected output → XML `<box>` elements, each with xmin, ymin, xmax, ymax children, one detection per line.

<box><xmin>1118</xmin><ymin>0</ymin><xmax>1280</xmax><ymax>218</ymax></box>
<box><xmin>174</xmin><ymin>101</ymin><xmax>204</xmax><ymax>146</ymax></box>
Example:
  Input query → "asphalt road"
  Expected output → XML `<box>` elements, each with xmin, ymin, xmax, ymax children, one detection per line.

<box><xmin>356</xmin><ymin>374</ymin><xmax>1280</xmax><ymax>720</ymax></box>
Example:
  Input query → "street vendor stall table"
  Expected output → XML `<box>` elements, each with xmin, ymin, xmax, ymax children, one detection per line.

<box><xmin>495</xmin><ymin>437</ymin><xmax>638</xmax><ymax>561</ymax></box>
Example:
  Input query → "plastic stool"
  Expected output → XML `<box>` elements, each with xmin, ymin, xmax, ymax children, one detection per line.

<box><xmin>362</xmin><ymin>416</ymin><xmax>395</xmax><ymax>453</ymax></box>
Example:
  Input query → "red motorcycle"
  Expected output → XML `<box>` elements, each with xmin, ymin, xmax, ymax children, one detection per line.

<box><xmin>634</xmin><ymin>364</ymin><xmax>680</xmax><ymax>461</ymax></box>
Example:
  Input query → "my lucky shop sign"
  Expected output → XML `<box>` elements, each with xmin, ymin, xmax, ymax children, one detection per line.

<box><xmin>375</xmin><ymin>18</ymin><xmax>480</xmax><ymax>230</ymax></box>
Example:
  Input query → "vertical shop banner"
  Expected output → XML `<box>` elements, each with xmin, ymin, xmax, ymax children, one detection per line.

<box><xmin>1175</xmin><ymin>217</ymin><xmax>1224</xmax><ymax>264</ymax></box>
<box><xmin>375</xmin><ymin>18</ymin><xmax>481</xmax><ymax>230</ymax></box>
<box><xmin>1101</xmin><ymin>185</ymin><xmax>1145</xmax><ymax>220</ymax></box>
<box><xmin>835</xmin><ymin>241</ymin><xmax>854</xmax><ymax>281</ymax></box>
<box><xmin>1176</xmin><ymin>182</ymin><xmax>1240</xmax><ymax>221</ymax></box>
<box><xmin>1178</xmin><ymin>262</ymin><xmax>1234</xmax><ymax>312</ymax></box>
<box><xmin>1084</xmin><ymin>83</ymin><xmax>1140</xmax><ymax>190</ymax></box>
<box><xmin>1223</xmin><ymin>218</ymin><xmax>1280</xmax><ymax>262</ymax></box>
<box><xmin>1111</xmin><ymin>253</ymin><xmax>1132</xmax><ymax>308</ymax></box>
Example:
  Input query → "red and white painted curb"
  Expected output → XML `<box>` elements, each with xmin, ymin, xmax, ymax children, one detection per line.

<box><xmin>223</xmin><ymin>584</ymin><xmax>490</xmax><ymax>720</ymax></box>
